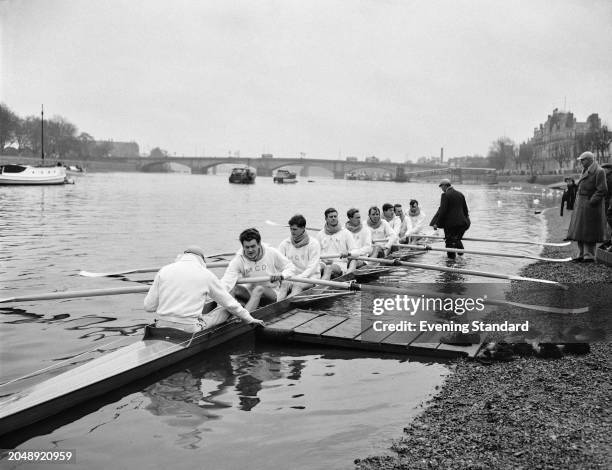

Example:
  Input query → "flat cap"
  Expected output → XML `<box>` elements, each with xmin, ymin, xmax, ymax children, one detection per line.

<box><xmin>184</xmin><ymin>245</ymin><xmax>206</xmax><ymax>259</ymax></box>
<box><xmin>577</xmin><ymin>151</ymin><xmax>594</xmax><ymax>161</ymax></box>
<box><xmin>438</xmin><ymin>178</ymin><xmax>452</xmax><ymax>186</ymax></box>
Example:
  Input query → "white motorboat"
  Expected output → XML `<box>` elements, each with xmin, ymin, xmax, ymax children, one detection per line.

<box><xmin>0</xmin><ymin>164</ymin><xmax>68</xmax><ymax>185</ymax></box>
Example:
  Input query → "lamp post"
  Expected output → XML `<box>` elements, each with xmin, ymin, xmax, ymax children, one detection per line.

<box><xmin>40</xmin><ymin>105</ymin><xmax>44</xmax><ymax>161</ymax></box>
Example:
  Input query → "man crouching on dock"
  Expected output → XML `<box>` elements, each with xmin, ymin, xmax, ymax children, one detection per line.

<box><xmin>144</xmin><ymin>246</ymin><xmax>264</xmax><ymax>333</ymax></box>
<box><xmin>222</xmin><ymin>227</ymin><xmax>296</xmax><ymax>309</ymax></box>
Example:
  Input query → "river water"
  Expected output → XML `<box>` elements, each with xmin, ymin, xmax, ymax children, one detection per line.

<box><xmin>0</xmin><ymin>173</ymin><xmax>558</xmax><ymax>469</ymax></box>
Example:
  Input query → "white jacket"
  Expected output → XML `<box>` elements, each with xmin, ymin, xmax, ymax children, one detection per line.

<box><xmin>221</xmin><ymin>244</ymin><xmax>295</xmax><ymax>292</ymax></box>
<box><xmin>368</xmin><ymin>220</ymin><xmax>398</xmax><ymax>250</ymax></box>
<box><xmin>278</xmin><ymin>237</ymin><xmax>321</xmax><ymax>279</ymax></box>
<box><xmin>144</xmin><ymin>254</ymin><xmax>254</xmax><ymax>325</ymax></box>
<box><xmin>348</xmin><ymin>226</ymin><xmax>373</xmax><ymax>257</ymax></box>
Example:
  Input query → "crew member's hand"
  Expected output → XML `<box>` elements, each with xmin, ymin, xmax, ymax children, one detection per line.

<box><xmin>339</xmin><ymin>251</ymin><xmax>350</xmax><ymax>259</ymax></box>
<box><xmin>433</xmin><ymin>225</ymin><xmax>438</xmax><ymax>231</ymax></box>
<box><xmin>249</xmin><ymin>318</ymin><xmax>265</xmax><ymax>327</ymax></box>
<box><xmin>270</xmin><ymin>274</ymin><xmax>284</xmax><ymax>283</ymax></box>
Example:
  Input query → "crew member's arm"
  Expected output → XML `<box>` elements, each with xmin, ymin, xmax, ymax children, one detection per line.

<box><xmin>207</xmin><ymin>272</ymin><xmax>264</xmax><ymax>326</ymax></box>
<box><xmin>220</xmin><ymin>256</ymin><xmax>242</xmax><ymax>292</ymax></box>
<box><xmin>272</xmin><ymin>249</ymin><xmax>296</xmax><ymax>281</ymax></box>
<box><xmin>300</xmin><ymin>240</ymin><xmax>321</xmax><ymax>278</ymax></box>
<box><xmin>384</xmin><ymin>221</ymin><xmax>398</xmax><ymax>251</ymax></box>
<box><xmin>354</xmin><ymin>229</ymin><xmax>373</xmax><ymax>256</ymax></box>
<box><xmin>143</xmin><ymin>273</ymin><xmax>160</xmax><ymax>312</ymax></box>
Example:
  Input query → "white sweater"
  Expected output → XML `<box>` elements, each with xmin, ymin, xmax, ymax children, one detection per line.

<box><xmin>316</xmin><ymin>227</ymin><xmax>360</xmax><ymax>272</ymax></box>
<box><xmin>278</xmin><ymin>237</ymin><xmax>321</xmax><ymax>279</ymax></box>
<box><xmin>347</xmin><ymin>226</ymin><xmax>373</xmax><ymax>257</ymax></box>
<box><xmin>368</xmin><ymin>220</ymin><xmax>398</xmax><ymax>250</ymax></box>
<box><xmin>221</xmin><ymin>244</ymin><xmax>295</xmax><ymax>292</ymax></box>
<box><xmin>143</xmin><ymin>254</ymin><xmax>253</xmax><ymax>325</ymax></box>
<box><xmin>407</xmin><ymin>210</ymin><xmax>427</xmax><ymax>235</ymax></box>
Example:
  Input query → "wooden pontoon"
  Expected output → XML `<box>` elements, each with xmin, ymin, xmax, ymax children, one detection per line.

<box><xmin>0</xmin><ymin>249</ymin><xmax>425</xmax><ymax>437</ymax></box>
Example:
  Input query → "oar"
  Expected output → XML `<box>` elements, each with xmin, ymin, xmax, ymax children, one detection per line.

<box><xmin>1</xmin><ymin>272</ymin><xmax>351</xmax><ymax>304</ymax></box>
<box><xmin>349</xmin><ymin>256</ymin><xmax>567</xmax><ymax>289</ymax></box>
<box><xmin>265</xmin><ymin>220</ymin><xmax>321</xmax><ymax>231</ymax></box>
<box><xmin>79</xmin><ymin>254</ymin><xmax>345</xmax><ymax>279</ymax></box>
<box><xmin>424</xmin><ymin>234</ymin><xmax>570</xmax><ymax>247</ymax></box>
<box><xmin>393</xmin><ymin>243</ymin><xmax>572</xmax><ymax>263</ymax></box>
<box><xmin>284</xmin><ymin>276</ymin><xmax>586</xmax><ymax>314</ymax></box>
<box><xmin>79</xmin><ymin>260</ymin><xmax>230</xmax><ymax>278</ymax></box>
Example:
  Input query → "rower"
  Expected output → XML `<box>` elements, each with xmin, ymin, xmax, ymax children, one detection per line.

<box><xmin>144</xmin><ymin>246</ymin><xmax>264</xmax><ymax>333</ymax></box>
<box><xmin>382</xmin><ymin>203</ymin><xmax>402</xmax><ymax>236</ymax></box>
<box><xmin>404</xmin><ymin>199</ymin><xmax>427</xmax><ymax>244</ymax></box>
<box><xmin>221</xmin><ymin>228</ymin><xmax>296</xmax><ymax>309</ymax></box>
<box><xmin>277</xmin><ymin>214</ymin><xmax>321</xmax><ymax>299</ymax></box>
<box><xmin>367</xmin><ymin>206</ymin><xmax>398</xmax><ymax>257</ymax></box>
<box><xmin>344</xmin><ymin>208</ymin><xmax>373</xmax><ymax>271</ymax></box>
<box><xmin>394</xmin><ymin>203</ymin><xmax>409</xmax><ymax>241</ymax></box>
<box><xmin>316</xmin><ymin>207</ymin><xmax>358</xmax><ymax>280</ymax></box>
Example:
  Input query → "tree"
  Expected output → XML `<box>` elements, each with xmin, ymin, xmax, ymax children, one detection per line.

<box><xmin>550</xmin><ymin>141</ymin><xmax>574</xmax><ymax>170</ymax></box>
<box><xmin>487</xmin><ymin>137</ymin><xmax>516</xmax><ymax>171</ymax></box>
<box><xmin>149</xmin><ymin>147</ymin><xmax>168</xmax><ymax>158</ymax></box>
<box><xmin>0</xmin><ymin>103</ymin><xmax>19</xmax><ymax>152</ymax></box>
<box><xmin>518</xmin><ymin>141</ymin><xmax>538</xmax><ymax>175</ymax></box>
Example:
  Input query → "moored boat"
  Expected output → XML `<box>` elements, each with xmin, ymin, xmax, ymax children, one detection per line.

<box><xmin>228</xmin><ymin>167</ymin><xmax>256</xmax><ymax>184</ymax></box>
<box><xmin>273</xmin><ymin>169</ymin><xmax>297</xmax><ymax>184</ymax></box>
<box><xmin>0</xmin><ymin>249</ymin><xmax>423</xmax><ymax>437</ymax></box>
<box><xmin>0</xmin><ymin>163</ymin><xmax>67</xmax><ymax>185</ymax></box>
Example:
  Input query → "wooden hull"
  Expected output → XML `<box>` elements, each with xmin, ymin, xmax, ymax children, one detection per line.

<box><xmin>0</xmin><ymin>249</ymin><xmax>423</xmax><ymax>436</ymax></box>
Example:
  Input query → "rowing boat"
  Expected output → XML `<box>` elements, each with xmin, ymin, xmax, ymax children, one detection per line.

<box><xmin>0</xmin><ymin>248</ymin><xmax>421</xmax><ymax>437</ymax></box>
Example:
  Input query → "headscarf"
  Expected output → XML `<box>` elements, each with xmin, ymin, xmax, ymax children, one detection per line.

<box><xmin>345</xmin><ymin>220</ymin><xmax>362</xmax><ymax>233</ymax></box>
<box><xmin>324</xmin><ymin>222</ymin><xmax>342</xmax><ymax>235</ymax></box>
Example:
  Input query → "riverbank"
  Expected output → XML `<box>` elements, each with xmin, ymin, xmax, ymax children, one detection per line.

<box><xmin>355</xmin><ymin>207</ymin><xmax>611</xmax><ymax>469</ymax></box>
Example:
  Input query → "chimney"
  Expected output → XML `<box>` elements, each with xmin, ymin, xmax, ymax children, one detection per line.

<box><xmin>440</xmin><ymin>147</ymin><xmax>444</xmax><ymax>163</ymax></box>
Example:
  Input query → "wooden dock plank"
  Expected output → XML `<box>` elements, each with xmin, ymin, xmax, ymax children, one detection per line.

<box><xmin>321</xmin><ymin>317</ymin><xmax>366</xmax><ymax>340</ymax></box>
<box><xmin>293</xmin><ymin>315</ymin><xmax>348</xmax><ymax>335</ymax></box>
<box><xmin>383</xmin><ymin>329</ymin><xmax>424</xmax><ymax>346</ymax></box>
<box><xmin>265</xmin><ymin>310</ymin><xmax>324</xmax><ymax>330</ymax></box>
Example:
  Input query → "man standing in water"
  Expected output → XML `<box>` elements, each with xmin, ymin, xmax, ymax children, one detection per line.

<box><xmin>430</xmin><ymin>179</ymin><xmax>470</xmax><ymax>259</ymax></box>
<box><xmin>222</xmin><ymin>228</ymin><xmax>296</xmax><ymax>307</ymax></box>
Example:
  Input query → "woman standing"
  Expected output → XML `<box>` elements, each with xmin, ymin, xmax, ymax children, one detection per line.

<box><xmin>566</xmin><ymin>152</ymin><xmax>608</xmax><ymax>262</ymax></box>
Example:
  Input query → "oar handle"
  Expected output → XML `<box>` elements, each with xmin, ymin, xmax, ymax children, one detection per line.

<box><xmin>425</xmin><ymin>234</ymin><xmax>570</xmax><ymax>247</ymax></box>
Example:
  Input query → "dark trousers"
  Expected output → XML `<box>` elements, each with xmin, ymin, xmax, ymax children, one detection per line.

<box><xmin>444</xmin><ymin>226</ymin><xmax>468</xmax><ymax>259</ymax></box>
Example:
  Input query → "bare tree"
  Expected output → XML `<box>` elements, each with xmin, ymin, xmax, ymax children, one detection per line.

<box><xmin>0</xmin><ymin>103</ymin><xmax>19</xmax><ymax>152</ymax></box>
<box><xmin>487</xmin><ymin>137</ymin><xmax>516</xmax><ymax>171</ymax></box>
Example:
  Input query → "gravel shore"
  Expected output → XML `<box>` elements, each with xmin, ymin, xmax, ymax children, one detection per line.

<box><xmin>355</xmin><ymin>206</ymin><xmax>611</xmax><ymax>469</ymax></box>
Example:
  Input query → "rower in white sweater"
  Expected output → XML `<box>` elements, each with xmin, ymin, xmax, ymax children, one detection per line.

<box><xmin>222</xmin><ymin>228</ymin><xmax>295</xmax><ymax>309</ymax></box>
<box><xmin>316</xmin><ymin>207</ymin><xmax>359</xmax><ymax>280</ymax></box>
<box><xmin>344</xmin><ymin>208</ymin><xmax>373</xmax><ymax>271</ymax></box>
<box><xmin>405</xmin><ymin>199</ymin><xmax>427</xmax><ymax>244</ymax></box>
<box><xmin>278</xmin><ymin>214</ymin><xmax>321</xmax><ymax>299</ymax></box>
<box><xmin>367</xmin><ymin>206</ymin><xmax>398</xmax><ymax>257</ymax></box>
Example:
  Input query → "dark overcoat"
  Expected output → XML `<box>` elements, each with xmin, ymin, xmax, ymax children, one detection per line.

<box><xmin>567</xmin><ymin>162</ymin><xmax>608</xmax><ymax>242</ymax></box>
<box><xmin>430</xmin><ymin>186</ymin><xmax>470</xmax><ymax>229</ymax></box>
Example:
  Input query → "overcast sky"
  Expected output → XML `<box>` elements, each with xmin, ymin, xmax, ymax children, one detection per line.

<box><xmin>1</xmin><ymin>0</ymin><xmax>611</xmax><ymax>161</ymax></box>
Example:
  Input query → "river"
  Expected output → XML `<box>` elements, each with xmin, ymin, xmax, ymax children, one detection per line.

<box><xmin>0</xmin><ymin>173</ymin><xmax>559</xmax><ymax>469</ymax></box>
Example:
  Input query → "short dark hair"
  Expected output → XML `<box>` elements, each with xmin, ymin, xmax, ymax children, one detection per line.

<box><xmin>324</xmin><ymin>207</ymin><xmax>338</xmax><ymax>218</ymax></box>
<box><xmin>382</xmin><ymin>203</ymin><xmax>394</xmax><ymax>212</ymax></box>
<box><xmin>409</xmin><ymin>199</ymin><xmax>418</xmax><ymax>206</ymax></box>
<box><xmin>393</xmin><ymin>204</ymin><xmax>402</xmax><ymax>209</ymax></box>
<box><xmin>347</xmin><ymin>208</ymin><xmax>360</xmax><ymax>219</ymax></box>
<box><xmin>239</xmin><ymin>227</ymin><xmax>261</xmax><ymax>244</ymax></box>
<box><xmin>368</xmin><ymin>206</ymin><xmax>380</xmax><ymax>215</ymax></box>
<box><xmin>288</xmin><ymin>214</ymin><xmax>306</xmax><ymax>228</ymax></box>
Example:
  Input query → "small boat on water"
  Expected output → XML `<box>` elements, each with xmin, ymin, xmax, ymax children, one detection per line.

<box><xmin>273</xmin><ymin>169</ymin><xmax>297</xmax><ymax>184</ymax></box>
<box><xmin>0</xmin><ymin>249</ymin><xmax>424</xmax><ymax>437</ymax></box>
<box><xmin>64</xmin><ymin>164</ymin><xmax>85</xmax><ymax>175</ymax></box>
<box><xmin>0</xmin><ymin>163</ymin><xmax>68</xmax><ymax>185</ymax></box>
<box><xmin>228</xmin><ymin>167</ymin><xmax>256</xmax><ymax>184</ymax></box>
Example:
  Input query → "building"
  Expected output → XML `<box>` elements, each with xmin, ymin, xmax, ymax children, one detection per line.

<box><xmin>528</xmin><ymin>109</ymin><xmax>610</xmax><ymax>172</ymax></box>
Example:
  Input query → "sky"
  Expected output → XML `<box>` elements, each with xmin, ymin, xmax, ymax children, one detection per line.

<box><xmin>1</xmin><ymin>0</ymin><xmax>611</xmax><ymax>161</ymax></box>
